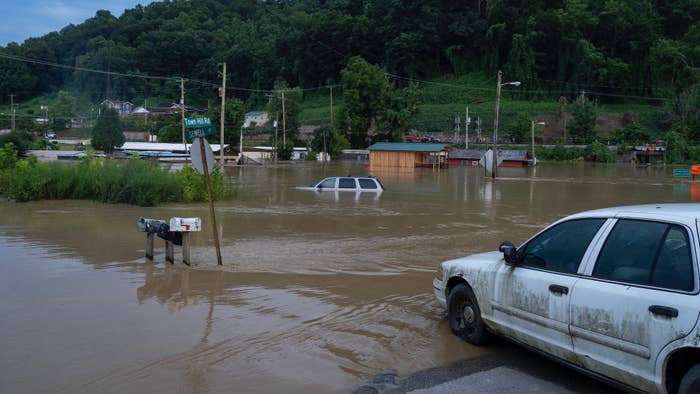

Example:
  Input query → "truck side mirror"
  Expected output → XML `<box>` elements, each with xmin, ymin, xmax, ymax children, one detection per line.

<box><xmin>499</xmin><ymin>241</ymin><xmax>518</xmax><ymax>265</ymax></box>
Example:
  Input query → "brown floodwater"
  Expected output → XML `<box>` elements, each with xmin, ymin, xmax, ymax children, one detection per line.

<box><xmin>0</xmin><ymin>162</ymin><xmax>695</xmax><ymax>393</ymax></box>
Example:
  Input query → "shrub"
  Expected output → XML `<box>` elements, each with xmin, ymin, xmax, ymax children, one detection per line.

<box><xmin>1</xmin><ymin>155</ymin><xmax>224</xmax><ymax>206</ymax></box>
<box><xmin>584</xmin><ymin>141</ymin><xmax>615</xmax><ymax>162</ymax></box>
<box><xmin>536</xmin><ymin>145</ymin><xmax>584</xmax><ymax>161</ymax></box>
<box><xmin>175</xmin><ymin>165</ymin><xmax>224</xmax><ymax>203</ymax></box>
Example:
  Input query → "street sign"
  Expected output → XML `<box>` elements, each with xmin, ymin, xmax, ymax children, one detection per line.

<box><xmin>184</xmin><ymin>117</ymin><xmax>212</xmax><ymax>128</ymax></box>
<box><xmin>190</xmin><ymin>137</ymin><xmax>215</xmax><ymax>175</ymax></box>
<box><xmin>674</xmin><ymin>168</ymin><xmax>691</xmax><ymax>177</ymax></box>
<box><xmin>184</xmin><ymin>117</ymin><xmax>216</xmax><ymax>141</ymax></box>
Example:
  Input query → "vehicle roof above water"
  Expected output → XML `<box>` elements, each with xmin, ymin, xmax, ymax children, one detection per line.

<box><xmin>565</xmin><ymin>203</ymin><xmax>700</xmax><ymax>220</ymax></box>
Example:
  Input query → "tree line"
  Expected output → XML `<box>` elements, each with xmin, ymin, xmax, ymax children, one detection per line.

<box><xmin>1</xmin><ymin>0</ymin><xmax>699</xmax><ymax>155</ymax></box>
<box><xmin>1</xmin><ymin>0</ymin><xmax>698</xmax><ymax>104</ymax></box>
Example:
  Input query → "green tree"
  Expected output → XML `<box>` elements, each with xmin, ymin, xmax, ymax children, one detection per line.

<box><xmin>567</xmin><ymin>96</ymin><xmax>597</xmax><ymax>143</ymax></box>
<box><xmin>507</xmin><ymin>113</ymin><xmax>533</xmax><ymax>144</ymax></box>
<box><xmin>661</xmin><ymin>86</ymin><xmax>700</xmax><ymax>142</ymax></box>
<box><xmin>91</xmin><ymin>107</ymin><xmax>124</xmax><ymax>153</ymax></box>
<box><xmin>377</xmin><ymin>84</ymin><xmax>421</xmax><ymax>141</ymax></box>
<box><xmin>665</xmin><ymin>128</ymin><xmax>690</xmax><ymax>163</ymax></box>
<box><xmin>310</xmin><ymin>125</ymin><xmax>351</xmax><ymax>158</ymax></box>
<box><xmin>51</xmin><ymin>90</ymin><xmax>77</xmax><ymax>131</ymax></box>
<box><xmin>158</xmin><ymin>124</ymin><xmax>180</xmax><ymax>143</ymax></box>
<box><xmin>341</xmin><ymin>56</ymin><xmax>390</xmax><ymax>147</ymax></box>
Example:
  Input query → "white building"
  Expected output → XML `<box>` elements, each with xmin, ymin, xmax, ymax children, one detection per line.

<box><xmin>243</xmin><ymin>111</ymin><xmax>269</xmax><ymax>128</ymax></box>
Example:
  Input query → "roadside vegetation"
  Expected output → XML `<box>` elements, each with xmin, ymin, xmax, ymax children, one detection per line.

<box><xmin>0</xmin><ymin>143</ymin><xmax>224</xmax><ymax>206</ymax></box>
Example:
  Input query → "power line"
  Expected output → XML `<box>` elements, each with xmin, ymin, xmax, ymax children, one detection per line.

<box><xmin>0</xmin><ymin>53</ymin><xmax>174</xmax><ymax>81</ymax></box>
<box><xmin>0</xmin><ymin>51</ymin><xmax>674</xmax><ymax>103</ymax></box>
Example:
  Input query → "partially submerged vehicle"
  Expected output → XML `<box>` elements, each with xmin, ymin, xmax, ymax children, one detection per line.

<box><xmin>434</xmin><ymin>204</ymin><xmax>700</xmax><ymax>394</ymax></box>
<box><xmin>298</xmin><ymin>176</ymin><xmax>384</xmax><ymax>192</ymax></box>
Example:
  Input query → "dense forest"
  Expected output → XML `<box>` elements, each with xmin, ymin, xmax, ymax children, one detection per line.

<box><xmin>1</xmin><ymin>0</ymin><xmax>698</xmax><ymax>104</ymax></box>
<box><xmin>1</xmin><ymin>0</ymin><xmax>700</xmax><ymax>153</ymax></box>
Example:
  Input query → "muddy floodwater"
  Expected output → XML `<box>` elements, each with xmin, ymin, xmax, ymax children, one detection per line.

<box><xmin>0</xmin><ymin>162</ymin><xmax>694</xmax><ymax>393</ymax></box>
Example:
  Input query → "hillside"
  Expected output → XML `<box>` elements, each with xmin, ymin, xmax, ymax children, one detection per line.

<box><xmin>0</xmin><ymin>0</ymin><xmax>698</xmax><ymax>147</ymax></box>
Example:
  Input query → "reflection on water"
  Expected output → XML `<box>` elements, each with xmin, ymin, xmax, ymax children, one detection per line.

<box><xmin>0</xmin><ymin>162</ymin><xmax>693</xmax><ymax>392</ymax></box>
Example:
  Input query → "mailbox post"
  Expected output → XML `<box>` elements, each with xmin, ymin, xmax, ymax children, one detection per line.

<box><xmin>170</xmin><ymin>217</ymin><xmax>201</xmax><ymax>265</ymax></box>
<box><xmin>137</xmin><ymin>216</ymin><xmax>201</xmax><ymax>265</ymax></box>
<box><xmin>137</xmin><ymin>217</ymin><xmax>167</xmax><ymax>260</ymax></box>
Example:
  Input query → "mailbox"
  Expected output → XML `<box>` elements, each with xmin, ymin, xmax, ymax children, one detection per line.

<box><xmin>138</xmin><ymin>217</ymin><xmax>167</xmax><ymax>233</ymax></box>
<box><xmin>169</xmin><ymin>217</ymin><xmax>201</xmax><ymax>232</ymax></box>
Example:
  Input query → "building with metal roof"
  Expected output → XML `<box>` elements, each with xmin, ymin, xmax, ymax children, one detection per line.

<box><xmin>367</xmin><ymin>142</ymin><xmax>451</xmax><ymax>169</ymax></box>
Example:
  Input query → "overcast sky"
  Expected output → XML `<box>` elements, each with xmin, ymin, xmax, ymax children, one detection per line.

<box><xmin>0</xmin><ymin>1</ymin><xmax>148</xmax><ymax>46</ymax></box>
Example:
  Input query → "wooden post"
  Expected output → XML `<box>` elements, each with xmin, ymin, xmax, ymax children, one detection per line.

<box><xmin>182</xmin><ymin>233</ymin><xmax>191</xmax><ymax>266</ymax></box>
<box><xmin>282</xmin><ymin>90</ymin><xmax>286</xmax><ymax>147</ymax></box>
<box><xmin>165</xmin><ymin>240</ymin><xmax>174</xmax><ymax>264</ymax></box>
<box><xmin>146</xmin><ymin>233</ymin><xmax>154</xmax><ymax>260</ymax></box>
<box><xmin>219</xmin><ymin>62</ymin><xmax>227</xmax><ymax>165</ymax></box>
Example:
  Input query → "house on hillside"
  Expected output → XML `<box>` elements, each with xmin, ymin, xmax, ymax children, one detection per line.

<box><xmin>244</xmin><ymin>111</ymin><xmax>269</xmax><ymax>128</ymax></box>
<box><xmin>146</xmin><ymin>103</ymin><xmax>206</xmax><ymax>117</ymax></box>
<box><xmin>101</xmin><ymin>99</ymin><xmax>133</xmax><ymax>115</ymax></box>
<box><xmin>122</xmin><ymin>131</ymin><xmax>149</xmax><ymax>141</ymax></box>
<box><xmin>367</xmin><ymin>142</ymin><xmax>451</xmax><ymax>169</ymax></box>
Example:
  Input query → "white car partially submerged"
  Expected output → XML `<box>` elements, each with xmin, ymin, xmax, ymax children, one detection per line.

<box><xmin>434</xmin><ymin>204</ymin><xmax>700</xmax><ymax>394</ymax></box>
<box><xmin>297</xmin><ymin>176</ymin><xmax>384</xmax><ymax>192</ymax></box>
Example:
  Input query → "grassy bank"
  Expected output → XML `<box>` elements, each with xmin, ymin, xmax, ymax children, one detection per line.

<box><xmin>0</xmin><ymin>144</ymin><xmax>224</xmax><ymax>206</ymax></box>
<box><xmin>298</xmin><ymin>72</ymin><xmax>664</xmax><ymax>134</ymax></box>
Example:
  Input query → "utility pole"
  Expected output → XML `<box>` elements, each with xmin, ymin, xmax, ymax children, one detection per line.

<box><xmin>239</xmin><ymin>124</ymin><xmax>244</xmax><ymax>165</ymax></box>
<box><xmin>531</xmin><ymin>121</ymin><xmax>537</xmax><ymax>166</ymax></box>
<box><xmin>492</xmin><ymin>71</ymin><xmax>502</xmax><ymax>179</ymax></box>
<box><xmin>491</xmin><ymin>71</ymin><xmax>521</xmax><ymax>178</ymax></box>
<box><xmin>274</xmin><ymin>115</ymin><xmax>278</xmax><ymax>162</ymax></box>
<box><xmin>477</xmin><ymin>117</ymin><xmax>481</xmax><ymax>143</ymax></box>
<box><xmin>465</xmin><ymin>106</ymin><xmax>469</xmax><ymax>149</ymax></box>
<box><xmin>281</xmin><ymin>90</ymin><xmax>286</xmax><ymax>147</ymax></box>
<box><xmin>144</xmin><ymin>99</ymin><xmax>148</xmax><ymax>125</ymax></box>
<box><xmin>325</xmin><ymin>86</ymin><xmax>332</xmax><ymax>162</ymax></box>
<box><xmin>9</xmin><ymin>94</ymin><xmax>15</xmax><ymax>133</ymax></box>
<box><xmin>531</xmin><ymin>121</ymin><xmax>545</xmax><ymax>166</ymax></box>
<box><xmin>180</xmin><ymin>78</ymin><xmax>186</xmax><ymax>149</ymax></box>
<box><xmin>219</xmin><ymin>62</ymin><xmax>227</xmax><ymax>164</ymax></box>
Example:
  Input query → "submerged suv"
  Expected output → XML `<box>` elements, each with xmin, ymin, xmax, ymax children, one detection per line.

<box><xmin>434</xmin><ymin>204</ymin><xmax>700</xmax><ymax>393</ymax></box>
<box><xmin>301</xmin><ymin>176</ymin><xmax>384</xmax><ymax>192</ymax></box>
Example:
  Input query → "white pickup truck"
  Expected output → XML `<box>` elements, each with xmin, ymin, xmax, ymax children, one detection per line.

<box><xmin>434</xmin><ymin>204</ymin><xmax>700</xmax><ymax>393</ymax></box>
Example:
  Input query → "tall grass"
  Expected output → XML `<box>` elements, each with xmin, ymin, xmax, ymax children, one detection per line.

<box><xmin>1</xmin><ymin>153</ymin><xmax>224</xmax><ymax>206</ymax></box>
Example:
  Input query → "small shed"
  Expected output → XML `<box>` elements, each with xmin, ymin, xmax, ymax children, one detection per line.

<box><xmin>448</xmin><ymin>149</ymin><xmax>485</xmax><ymax>166</ymax></box>
<box><xmin>499</xmin><ymin>150</ymin><xmax>530</xmax><ymax>167</ymax></box>
<box><xmin>340</xmin><ymin>149</ymin><xmax>369</xmax><ymax>161</ymax></box>
<box><xmin>367</xmin><ymin>142</ymin><xmax>451</xmax><ymax>169</ymax></box>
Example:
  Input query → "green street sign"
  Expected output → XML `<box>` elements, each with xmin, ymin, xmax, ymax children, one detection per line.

<box><xmin>184</xmin><ymin>117</ymin><xmax>216</xmax><ymax>141</ymax></box>
<box><xmin>674</xmin><ymin>168</ymin><xmax>691</xmax><ymax>177</ymax></box>
<box><xmin>184</xmin><ymin>117</ymin><xmax>213</xmax><ymax>129</ymax></box>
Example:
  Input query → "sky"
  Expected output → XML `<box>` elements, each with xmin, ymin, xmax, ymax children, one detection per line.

<box><xmin>0</xmin><ymin>1</ymin><xmax>148</xmax><ymax>46</ymax></box>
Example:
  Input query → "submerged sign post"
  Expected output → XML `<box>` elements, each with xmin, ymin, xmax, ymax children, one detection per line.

<box><xmin>184</xmin><ymin>117</ymin><xmax>222</xmax><ymax>265</ymax></box>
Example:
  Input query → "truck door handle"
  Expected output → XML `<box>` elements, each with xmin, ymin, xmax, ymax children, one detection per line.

<box><xmin>548</xmin><ymin>284</ymin><xmax>569</xmax><ymax>295</ymax></box>
<box><xmin>649</xmin><ymin>305</ymin><xmax>678</xmax><ymax>318</ymax></box>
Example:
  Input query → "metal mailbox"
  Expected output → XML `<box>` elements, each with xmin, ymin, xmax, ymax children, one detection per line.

<box><xmin>138</xmin><ymin>217</ymin><xmax>167</xmax><ymax>233</ymax></box>
<box><xmin>169</xmin><ymin>217</ymin><xmax>201</xmax><ymax>232</ymax></box>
